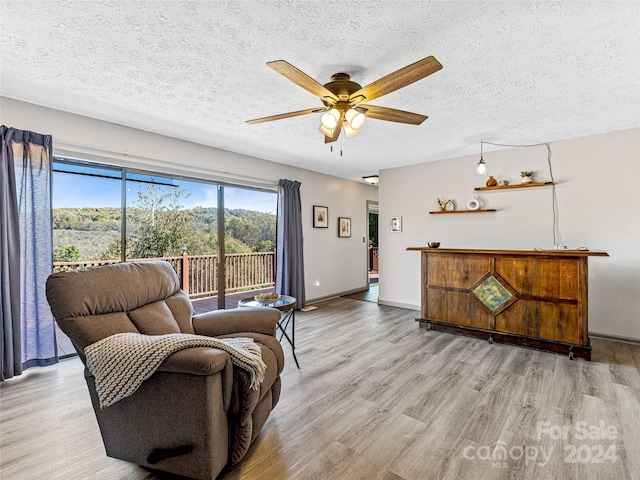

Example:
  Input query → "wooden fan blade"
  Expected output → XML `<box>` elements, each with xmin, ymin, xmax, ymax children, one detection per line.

<box><xmin>349</xmin><ymin>56</ymin><xmax>442</xmax><ymax>104</ymax></box>
<box><xmin>360</xmin><ymin>104</ymin><xmax>428</xmax><ymax>125</ymax></box>
<box><xmin>246</xmin><ymin>107</ymin><xmax>325</xmax><ymax>124</ymax></box>
<box><xmin>267</xmin><ymin>60</ymin><xmax>339</xmax><ymax>103</ymax></box>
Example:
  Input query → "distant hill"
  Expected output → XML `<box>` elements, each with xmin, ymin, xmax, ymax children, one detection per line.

<box><xmin>52</xmin><ymin>207</ymin><xmax>276</xmax><ymax>261</ymax></box>
<box><xmin>53</xmin><ymin>229</ymin><xmax>119</xmax><ymax>260</ymax></box>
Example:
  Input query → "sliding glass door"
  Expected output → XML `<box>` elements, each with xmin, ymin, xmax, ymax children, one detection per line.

<box><xmin>221</xmin><ymin>186</ymin><xmax>277</xmax><ymax>308</ymax></box>
<box><xmin>52</xmin><ymin>157</ymin><xmax>277</xmax><ymax>317</ymax></box>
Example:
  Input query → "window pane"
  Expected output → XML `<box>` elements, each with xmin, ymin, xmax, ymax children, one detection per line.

<box><xmin>125</xmin><ymin>174</ymin><xmax>217</xmax><ymax>259</ymax></box>
<box><xmin>53</xmin><ymin>160</ymin><xmax>278</xmax><ymax>312</ymax></box>
<box><xmin>223</xmin><ymin>186</ymin><xmax>277</xmax><ymax>298</ymax></box>
<box><xmin>224</xmin><ymin>186</ymin><xmax>277</xmax><ymax>253</ymax></box>
<box><xmin>52</xmin><ymin>160</ymin><xmax>122</xmax><ymax>265</ymax></box>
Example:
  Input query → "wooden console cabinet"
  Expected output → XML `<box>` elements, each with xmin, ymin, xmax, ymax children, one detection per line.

<box><xmin>406</xmin><ymin>248</ymin><xmax>608</xmax><ymax>360</ymax></box>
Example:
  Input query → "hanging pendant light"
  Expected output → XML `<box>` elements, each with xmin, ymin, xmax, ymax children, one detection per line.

<box><xmin>476</xmin><ymin>140</ymin><xmax>487</xmax><ymax>175</ymax></box>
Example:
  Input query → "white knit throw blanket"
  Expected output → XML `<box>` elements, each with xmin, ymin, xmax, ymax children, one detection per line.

<box><xmin>85</xmin><ymin>333</ymin><xmax>266</xmax><ymax>409</ymax></box>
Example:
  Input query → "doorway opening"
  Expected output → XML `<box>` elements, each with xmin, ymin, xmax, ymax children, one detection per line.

<box><xmin>367</xmin><ymin>200</ymin><xmax>379</xmax><ymax>300</ymax></box>
<box><xmin>340</xmin><ymin>200</ymin><xmax>378</xmax><ymax>304</ymax></box>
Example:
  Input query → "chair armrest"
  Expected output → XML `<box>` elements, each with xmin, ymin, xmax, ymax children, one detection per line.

<box><xmin>157</xmin><ymin>347</ymin><xmax>234</xmax><ymax>412</ymax></box>
<box><xmin>192</xmin><ymin>307</ymin><xmax>279</xmax><ymax>337</ymax></box>
<box><xmin>157</xmin><ymin>347</ymin><xmax>229</xmax><ymax>375</ymax></box>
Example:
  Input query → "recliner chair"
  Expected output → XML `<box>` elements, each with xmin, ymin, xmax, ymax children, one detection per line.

<box><xmin>46</xmin><ymin>261</ymin><xmax>284</xmax><ymax>480</ymax></box>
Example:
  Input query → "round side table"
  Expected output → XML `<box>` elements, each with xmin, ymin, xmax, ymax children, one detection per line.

<box><xmin>238</xmin><ymin>295</ymin><xmax>299</xmax><ymax>368</ymax></box>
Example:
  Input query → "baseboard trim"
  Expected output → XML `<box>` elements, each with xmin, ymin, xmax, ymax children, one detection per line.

<box><xmin>307</xmin><ymin>285</ymin><xmax>370</xmax><ymax>305</ymax></box>
<box><xmin>589</xmin><ymin>332</ymin><xmax>640</xmax><ymax>345</ymax></box>
<box><xmin>377</xmin><ymin>298</ymin><xmax>420</xmax><ymax>311</ymax></box>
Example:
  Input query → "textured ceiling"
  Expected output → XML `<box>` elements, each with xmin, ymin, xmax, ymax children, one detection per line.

<box><xmin>1</xmin><ymin>1</ymin><xmax>639</xmax><ymax>181</ymax></box>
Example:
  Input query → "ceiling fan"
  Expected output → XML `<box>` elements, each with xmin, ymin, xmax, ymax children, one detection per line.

<box><xmin>246</xmin><ymin>56</ymin><xmax>443</xmax><ymax>143</ymax></box>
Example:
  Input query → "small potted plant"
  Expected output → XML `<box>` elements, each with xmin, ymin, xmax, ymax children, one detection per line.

<box><xmin>520</xmin><ymin>171</ymin><xmax>535</xmax><ymax>184</ymax></box>
<box><xmin>436</xmin><ymin>198</ymin><xmax>447</xmax><ymax>211</ymax></box>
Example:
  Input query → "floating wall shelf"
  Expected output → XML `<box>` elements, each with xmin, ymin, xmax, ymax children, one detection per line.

<box><xmin>474</xmin><ymin>182</ymin><xmax>554</xmax><ymax>191</ymax></box>
<box><xmin>429</xmin><ymin>209</ymin><xmax>497</xmax><ymax>215</ymax></box>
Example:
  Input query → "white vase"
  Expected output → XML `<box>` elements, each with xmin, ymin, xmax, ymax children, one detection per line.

<box><xmin>467</xmin><ymin>196</ymin><xmax>480</xmax><ymax>210</ymax></box>
<box><xmin>521</xmin><ymin>176</ymin><xmax>533</xmax><ymax>184</ymax></box>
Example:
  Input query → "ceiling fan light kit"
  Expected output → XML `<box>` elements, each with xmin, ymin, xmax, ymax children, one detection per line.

<box><xmin>247</xmin><ymin>56</ymin><xmax>443</xmax><ymax>143</ymax></box>
<box><xmin>320</xmin><ymin>106</ymin><xmax>367</xmax><ymax>138</ymax></box>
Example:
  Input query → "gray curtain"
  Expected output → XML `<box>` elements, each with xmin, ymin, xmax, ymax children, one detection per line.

<box><xmin>276</xmin><ymin>179</ymin><xmax>305</xmax><ymax>308</ymax></box>
<box><xmin>1</xmin><ymin>126</ymin><xmax>57</xmax><ymax>380</ymax></box>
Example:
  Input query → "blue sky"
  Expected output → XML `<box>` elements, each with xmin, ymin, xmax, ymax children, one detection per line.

<box><xmin>53</xmin><ymin>171</ymin><xmax>277</xmax><ymax>214</ymax></box>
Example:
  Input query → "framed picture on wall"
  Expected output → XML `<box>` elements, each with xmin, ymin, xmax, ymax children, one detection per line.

<box><xmin>338</xmin><ymin>217</ymin><xmax>351</xmax><ymax>238</ymax></box>
<box><xmin>313</xmin><ymin>205</ymin><xmax>328</xmax><ymax>228</ymax></box>
<box><xmin>390</xmin><ymin>216</ymin><xmax>402</xmax><ymax>232</ymax></box>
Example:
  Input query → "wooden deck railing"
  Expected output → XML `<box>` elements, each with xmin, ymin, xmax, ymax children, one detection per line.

<box><xmin>52</xmin><ymin>251</ymin><xmax>276</xmax><ymax>298</ymax></box>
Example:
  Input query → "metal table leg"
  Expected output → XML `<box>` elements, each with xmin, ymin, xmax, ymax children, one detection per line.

<box><xmin>276</xmin><ymin>307</ymin><xmax>299</xmax><ymax>368</ymax></box>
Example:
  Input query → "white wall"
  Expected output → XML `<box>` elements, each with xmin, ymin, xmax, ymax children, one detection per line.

<box><xmin>1</xmin><ymin>97</ymin><xmax>378</xmax><ymax>303</ymax></box>
<box><xmin>379</xmin><ymin>128</ymin><xmax>640</xmax><ymax>341</ymax></box>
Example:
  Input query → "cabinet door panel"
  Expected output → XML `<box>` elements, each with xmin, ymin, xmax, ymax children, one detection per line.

<box><xmin>495</xmin><ymin>300</ymin><xmax>581</xmax><ymax>344</ymax></box>
<box><xmin>427</xmin><ymin>289</ymin><xmax>491</xmax><ymax>330</ymax></box>
<box><xmin>496</xmin><ymin>257</ymin><xmax>579</xmax><ymax>300</ymax></box>
<box><xmin>427</xmin><ymin>254</ymin><xmax>490</xmax><ymax>289</ymax></box>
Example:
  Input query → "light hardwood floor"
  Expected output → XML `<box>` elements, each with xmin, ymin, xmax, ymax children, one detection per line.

<box><xmin>2</xmin><ymin>297</ymin><xmax>639</xmax><ymax>480</ymax></box>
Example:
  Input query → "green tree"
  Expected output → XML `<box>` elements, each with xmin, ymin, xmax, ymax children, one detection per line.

<box><xmin>369</xmin><ymin>212</ymin><xmax>378</xmax><ymax>247</ymax></box>
<box><xmin>226</xmin><ymin>216</ymin><xmax>261</xmax><ymax>249</ymax></box>
<box><xmin>226</xmin><ymin>208</ymin><xmax>276</xmax><ymax>251</ymax></box>
<box><xmin>208</xmin><ymin>233</ymin><xmax>252</xmax><ymax>254</ymax></box>
<box><xmin>53</xmin><ymin>244</ymin><xmax>83</xmax><ymax>262</ymax></box>
<box><xmin>128</xmin><ymin>183</ymin><xmax>194</xmax><ymax>258</ymax></box>
<box><xmin>102</xmin><ymin>236</ymin><xmax>126</xmax><ymax>261</ymax></box>
<box><xmin>255</xmin><ymin>240</ymin><xmax>275</xmax><ymax>252</ymax></box>
<box><xmin>53</xmin><ymin>193</ymin><xmax>277</xmax><ymax>260</ymax></box>
<box><xmin>53</xmin><ymin>207</ymin><xmax>120</xmax><ymax>231</ymax></box>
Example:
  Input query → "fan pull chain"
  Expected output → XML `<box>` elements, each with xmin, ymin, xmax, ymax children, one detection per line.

<box><xmin>328</xmin><ymin>141</ymin><xmax>343</xmax><ymax>156</ymax></box>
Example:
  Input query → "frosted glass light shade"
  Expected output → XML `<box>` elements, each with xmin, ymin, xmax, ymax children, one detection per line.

<box><xmin>476</xmin><ymin>158</ymin><xmax>487</xmax><ymax>175</ymax></box>
<box><xmin>345</xmin><ymin>108</ymin><xmax>366</xmax><ymax>129</ymax></box>
<box><xmin>319</xmin><ymin>125</ymin><xmax>335</xmax><ymax>137</ymax></box>
<box><xmin>320</xmin><ymin>108</ymin><xmax>340</xmax><ymax>129</ymax></box>
<box><xmin>343</xmin><ymin>122</ymin><xmax>360</xmax><ymax>137</ymax></box>
<box><xmin>362</xmin><ymin>175</ymin><xmax>379</xmax><ymax>185</ymax></box>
